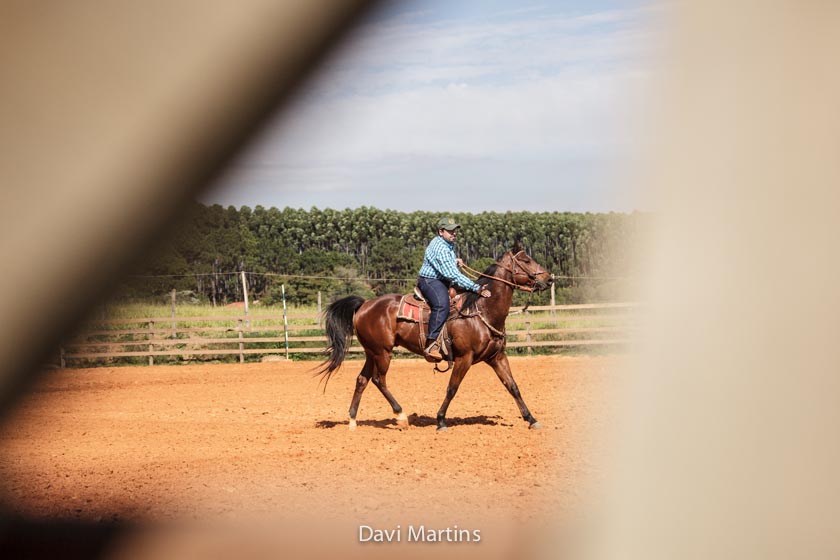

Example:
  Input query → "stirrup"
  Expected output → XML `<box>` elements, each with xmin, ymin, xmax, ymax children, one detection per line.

<box><xmin>433</xmin><ymin>337</ymin><xmax>454</xmax><ymax>373</ymax></box>
<box><xmin>436</xmin><ymin>326</ymin><xmax>451</xmax><ymax>359</ymax></box>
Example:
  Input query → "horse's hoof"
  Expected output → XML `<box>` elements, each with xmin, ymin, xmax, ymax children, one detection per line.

<box><xmin>349</xmin><ymin>419</ymin><xmax>357</xmax><ymax>431</ymax></box>
<box><xmin>436</xmin><ymin>425</ymin><xmax>448</xmax><ymax>432</ymax></box>
<box><xmin>529</xmin><ymin>421</ymin><xmax>543</xmax><ymax>430</ymax></box>
<box><xmin>396</xmin><ymin>413</ymin><xmax>409</xmax><ymax>429</ymax></box>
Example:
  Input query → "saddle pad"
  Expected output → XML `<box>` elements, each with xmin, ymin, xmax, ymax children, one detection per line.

<box><xmin>397</xmin><ymin>295</ymin><xmax>428</xmax><ymax>323</ymax></box>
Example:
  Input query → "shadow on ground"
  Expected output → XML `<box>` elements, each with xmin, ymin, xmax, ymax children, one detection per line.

<box><xmin>315</xmin><ymin>414</ymin><xmax>511</xmax><ymax>429</ymax></box>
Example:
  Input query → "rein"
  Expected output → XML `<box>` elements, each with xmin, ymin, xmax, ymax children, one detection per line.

<box><xmin>460</xmin><ymin>251</ymin><xmax>537</xmax><ymax>293</ymax></box>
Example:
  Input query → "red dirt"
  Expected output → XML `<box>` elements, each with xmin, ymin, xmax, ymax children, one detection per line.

<box><xmin>0</xmin><ymin>355</ymin><xmax>617</xmax><ymax>528</ymax></box>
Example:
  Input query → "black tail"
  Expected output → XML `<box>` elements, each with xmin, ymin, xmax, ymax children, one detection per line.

<box><xmin>315</xmin><ymin>295</ymin><xmax>366</xmax><ymax>387</ymax></box>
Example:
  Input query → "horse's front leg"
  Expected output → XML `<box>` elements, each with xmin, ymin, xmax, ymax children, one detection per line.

<box><xmin>487</xmin><ymin>352</ymin><xmax>541</xmax><ymax>429</ymax></box>
<box><xmin>435</xmin><ymin>355</ymin><xmax>472</xmax><ymax>431</ymax></box>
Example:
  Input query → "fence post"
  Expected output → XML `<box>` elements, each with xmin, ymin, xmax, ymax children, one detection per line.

<box><xmin>170</xmin><ymin>289</ymin><xmax>177</xmax><ymax>338</ymax></box>
<box><xmin>526</xmin><ymin>311</ymin><xmax>532</xmax><ymax>355</ymax></box>
<box><xmin>282</xmin><ymin>284</ymin><xmax>289</xmax><ymax>360</ymax></box>
<box><xmin>550</xmin><ymin>283</ymin><xmax>556</xmax><ymax>318</ymax></box>
<box><xmin>238</xmin><ymin>318</ymin><xmax>244</xmax><ymax>363</ymax></box>
<box><xmin>317</xmin><ymin>291</ymin><xmax>322</xmax><ymax>327</ymax></box>
<box><xmin>241</xmin><ymin>271</ymin><xmax>250</xmax><ymax>328</ymax></box>
<box><xmin>59</xmin><ymin>344</ymin><xmax>66</xmax><ymax>368</ymax></box>
<box><xmin>148</xmin><ymin>320</ymin><xmax>155</xmax><ymax>366</ymax></box>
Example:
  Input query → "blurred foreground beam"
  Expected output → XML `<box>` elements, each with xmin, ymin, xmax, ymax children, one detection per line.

<box><xmin>595</xmin><ymin>2</ymin><xmax>840</xmax><ymax>559</ymax></box>
<box><xmin>0</xmin><ymin>0</ymin><xmax>375</xmax><ymax>413</ymax></box>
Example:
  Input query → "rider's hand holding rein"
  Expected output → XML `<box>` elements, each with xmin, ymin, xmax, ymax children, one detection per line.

<box><xmin>456</xmin><ymin>255</ymin><xmax>489</xmax><ymax>297</ymax></box>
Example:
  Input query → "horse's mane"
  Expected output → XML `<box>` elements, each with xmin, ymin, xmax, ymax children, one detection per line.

<box><xmin>461</xmin><ymin>264</ymin><xmax>499</xmax><ymax>311</ymax></box>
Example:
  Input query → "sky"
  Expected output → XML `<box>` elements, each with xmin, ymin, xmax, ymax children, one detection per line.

<box><xmin>203</xmin><ymin>0</ymin><xmax>661</xmax><ymax>213</ymax></box>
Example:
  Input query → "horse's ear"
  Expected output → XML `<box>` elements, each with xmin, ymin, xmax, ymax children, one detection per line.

<box><xmin>511</xmin><ymin>240</ymin><xmax>524</xmax><ymax>253</ymax></box>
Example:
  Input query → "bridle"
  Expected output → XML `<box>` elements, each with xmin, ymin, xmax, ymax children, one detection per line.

<box><xmin>456</xmin><ymin>251</ymin><xmax>550</xmax><ymax>342</ymax></box>
<box><xmin>461</xmin><ymin>250</ymin><xmax>546</xmax><ymax>293</ymax></box>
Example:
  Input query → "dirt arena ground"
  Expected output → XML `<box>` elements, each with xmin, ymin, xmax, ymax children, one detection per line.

<box><xmin>0</xmin><ymin>355</ymin><xmax>619</xmax><ymax>538</ymax></box>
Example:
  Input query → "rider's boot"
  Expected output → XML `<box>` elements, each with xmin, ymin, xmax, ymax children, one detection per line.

<box><xmin>424</xmin><ymin>339</ymin><xmax>443</xmax><ymax>362</ymax></box>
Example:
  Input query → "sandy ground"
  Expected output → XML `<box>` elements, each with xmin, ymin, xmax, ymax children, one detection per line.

<box><xmin>0</xmin><ymin>355</ymin><xmax>618</xmax><ymax>546</ymax></box>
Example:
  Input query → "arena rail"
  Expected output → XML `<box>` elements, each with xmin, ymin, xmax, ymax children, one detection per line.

<box><xmin>58</xmin><ymin>302</ymin><xmax>638</xmax><ymax>367</ymax></box>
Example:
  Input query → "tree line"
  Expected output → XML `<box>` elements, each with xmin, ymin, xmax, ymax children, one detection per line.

<box><xmin>119</xmin><ymin>203</ymin><xmax>650</xmax><ymax>306</ymax></box>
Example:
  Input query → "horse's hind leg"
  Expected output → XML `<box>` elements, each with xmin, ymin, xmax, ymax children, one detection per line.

<box><xmin>487</xmin><ymin>352</ymin><xmax>541</xmax><ymax>429</ymax></box>
<box><xmin>369</xmin><ymin>352</ymin><xmax>408</xmax><ymax>428</ymax></box>
<box><xmin>348</xmin><ymin>357</ymin><xmax>374</xmax><ymax>431</ymax></box>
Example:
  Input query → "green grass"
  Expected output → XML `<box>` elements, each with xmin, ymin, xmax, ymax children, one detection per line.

<box><xmin>103</xmin><ymin>302</ymin><xmax>318</xmax><ymax>319</ymax></box>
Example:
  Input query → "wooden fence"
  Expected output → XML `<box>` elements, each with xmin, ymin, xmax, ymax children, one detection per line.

<box><xmin>59</xmin><ymin>303</ymin><xmax>638</xmax><ymax>367</ymax></box>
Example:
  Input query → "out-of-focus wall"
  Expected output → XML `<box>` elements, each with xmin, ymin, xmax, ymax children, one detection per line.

<box><xmin>596</xmin><ymin>2</ymin><xmax>840</xmax><ymax>558</ymax></box>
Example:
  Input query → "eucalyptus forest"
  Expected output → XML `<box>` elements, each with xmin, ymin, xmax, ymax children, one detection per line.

<box><xmin>120</xmin><ymin>203</ymin><xmax>649</xmax><ymax>306</ymax></box>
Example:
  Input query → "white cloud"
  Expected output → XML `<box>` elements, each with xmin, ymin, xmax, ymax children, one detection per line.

<box><xmin>269</xmin><ymin>72</ymin><xmax>646</xmax><ymax>164</ymax></box>
<box><xmin>212</xmin><ymin>2</ymin><xmax>659</xmax><ymax>212</ymax></box>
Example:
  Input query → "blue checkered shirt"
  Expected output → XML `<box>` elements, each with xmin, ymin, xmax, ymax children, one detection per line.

<box><xmin>418</xmin><ymin>235</ymin><xmax>482</xmax><ymax>292</ymax></box>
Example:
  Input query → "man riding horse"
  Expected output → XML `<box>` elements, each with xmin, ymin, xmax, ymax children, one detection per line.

<box><xmin>318</xmin><ymin>230</ymin><xmax>553</xmax><ymax>431</ymax></box>
<box><xmin>417</xmin><ymin>217</ymin><xmax>491</xmax><ymax>361</ymax></box>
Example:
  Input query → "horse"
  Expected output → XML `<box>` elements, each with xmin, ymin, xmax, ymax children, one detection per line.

<box><xmin>317</xmin><ymin>249</ymin><xmax>553</xmax><ymax>431</ymax></box>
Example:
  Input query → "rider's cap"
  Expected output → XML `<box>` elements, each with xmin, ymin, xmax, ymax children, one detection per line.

<box><xmin>437</xmin><ymin>216</ymin><xmax>460</xmax><ymax>231</ymax></box>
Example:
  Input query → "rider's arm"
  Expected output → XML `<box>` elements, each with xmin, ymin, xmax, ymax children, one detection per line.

<box><xmin>428</xmin><ymin>241</ymin><xmax>482</xmax><ymax>292</ymax></box>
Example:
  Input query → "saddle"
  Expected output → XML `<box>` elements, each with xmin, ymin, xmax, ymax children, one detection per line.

<box><xmin>396</xmin><ymin>286</ymin><xmax>466</xmax><ymax>324</ymax></box>
<box><xmin>397</xmin><ymin>286</ymin><xmax>468</xmax><ymax>371</ymax></box>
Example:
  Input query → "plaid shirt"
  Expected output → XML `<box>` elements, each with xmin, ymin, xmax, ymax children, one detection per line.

<box><xmin>418</xmin><ymin>235</ymin><xmax>482</xmax><ymax>292</ymax></box>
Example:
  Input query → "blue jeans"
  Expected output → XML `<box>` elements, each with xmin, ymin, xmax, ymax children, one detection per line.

<box><xmin>418</xmin><ymin>276</ymin><xmax>449</xmax><ymax>343</ymax></box>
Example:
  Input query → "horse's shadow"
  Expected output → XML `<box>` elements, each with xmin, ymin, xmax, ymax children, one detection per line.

<box><xmin>315</xmin><ymin>413</ymin><xmax>510</xmax><ymax>430</ymax></box>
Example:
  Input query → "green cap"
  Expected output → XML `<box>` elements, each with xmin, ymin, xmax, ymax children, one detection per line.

<box><xmin>437</xmin><ymin>216</ymin><xmax>460</xmax><ymax>231</ymax></box>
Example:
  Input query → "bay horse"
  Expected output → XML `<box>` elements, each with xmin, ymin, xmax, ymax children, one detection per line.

<box><xmin>317</xmin><ymin>249</ymin><xmax>553</xmax><ymax>431</ymax></box>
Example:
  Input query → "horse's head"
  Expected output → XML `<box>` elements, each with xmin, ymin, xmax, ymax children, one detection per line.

<box><xmin>502</xmin><ymin>250</ymin><xmax>554</xmax><ymax>292</ymax></box>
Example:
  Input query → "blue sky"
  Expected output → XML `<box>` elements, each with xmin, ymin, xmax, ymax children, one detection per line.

<box><xmin>203</xmin><ymin>0</ymin><xmax>660</xmax><ymax>213</ymax></box>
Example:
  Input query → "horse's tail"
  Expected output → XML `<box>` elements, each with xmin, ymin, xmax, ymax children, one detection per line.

<box><xmin>315</xmin><ymin>295</ymin><xmax>366</xmax><ymax>387</ymax></box>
